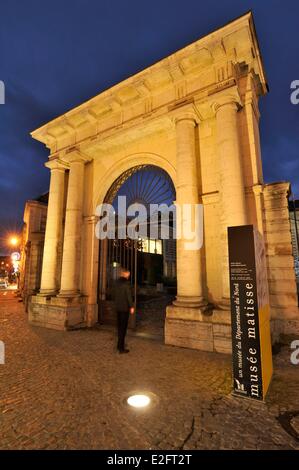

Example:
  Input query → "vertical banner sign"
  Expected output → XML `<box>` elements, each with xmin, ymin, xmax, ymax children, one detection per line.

<box><xmin>228</xmin><ymin>225</ymin><xmax>273</xmax><ymax>401</ymax></box>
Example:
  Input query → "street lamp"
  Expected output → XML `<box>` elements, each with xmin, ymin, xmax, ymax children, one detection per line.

<box><xmin>9</xmin><ymin>236</ymin><xmax>19</xmax><ymax>247</ymax></box>
<box><xmin>8</xmin><ymin>236</ymin><xmax>20</xmax><ymax>289</ymax></box>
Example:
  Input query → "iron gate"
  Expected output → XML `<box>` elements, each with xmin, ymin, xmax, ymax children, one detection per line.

<box><xmin>98</xmin><ymin>237</ymin><xmax>143</xmax><ymax>328</ymax></box>
<box><xmin>97</xmin><ymin>164</ymin><xmax>176</xmax><ymax>328</ymax></box>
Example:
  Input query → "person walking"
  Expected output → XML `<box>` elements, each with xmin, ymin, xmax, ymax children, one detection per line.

<box><xmin>112</xmin><ymin>268</ymin><xmax>134</xmax><ymax>354</ymax></box>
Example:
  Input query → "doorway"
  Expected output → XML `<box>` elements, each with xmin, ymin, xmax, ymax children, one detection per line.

<box><xmin>97</xmin><ymin>165</ymin><xmax>176</xmax><ymax>338</ymax></box>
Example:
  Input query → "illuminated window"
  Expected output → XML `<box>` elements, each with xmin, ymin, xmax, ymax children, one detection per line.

<box><xmin>140</xmin><ymin>239</ymin><xmax>162</xmax><ymax>255</ymax></box>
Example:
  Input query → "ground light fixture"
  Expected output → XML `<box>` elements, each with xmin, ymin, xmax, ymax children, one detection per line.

<box><xmin>127</xmin><ymin>394</ymin><xmax>151</xmax><ymax>408</ymax></box>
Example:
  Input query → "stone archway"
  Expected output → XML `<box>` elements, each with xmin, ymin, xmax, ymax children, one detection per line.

<box><xmin>96</xmin><ymin>163</ymin><xmax>177</xmax><ymax>337</ymax></box>
<box><xmin>28</xmin><ymin>12</ymin><xmax>299</xmax><ymax>349</ymax></box>
<box><xmin>93</xmin><ymin>152</ymin><xmax>176</xmax><ymax>215</ymax></box>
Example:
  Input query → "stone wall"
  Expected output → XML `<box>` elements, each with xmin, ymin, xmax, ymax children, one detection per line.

<box><xmin>263</xmin><ymin>182</ymin><xmax>299</xmax><ymax>337</ymax></box>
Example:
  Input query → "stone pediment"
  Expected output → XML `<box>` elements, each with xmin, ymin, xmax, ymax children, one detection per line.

<box><xmin>31</xmin><ymin>12</ymin><xmax>267</xmax><ymax>154</ymax></box>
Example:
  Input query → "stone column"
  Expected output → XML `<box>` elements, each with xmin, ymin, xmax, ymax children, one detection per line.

<box><xmin>173</xmin><ymin>111</ymin><xmax>205</xmax><ymax>307</ymax></box>
<box><xmin>215</xmin><ymin>97</ymin><xmax>247</xmax><ymax>303</ymax></box>
<box><xmin>39</xmin><ymin>160</ymin><xmax>66</xmax><ymax>295</ymax></box>
<box><xmin>82</xmin><ymin>215</ymin><xmax>99</xmax><ymax>326</ymax></box>
<box><xmin>59</xmin><ymin>153</ymin><xmax>85</xmax><ymax>296</ymax></box>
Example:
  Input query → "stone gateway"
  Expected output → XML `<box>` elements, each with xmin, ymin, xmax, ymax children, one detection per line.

<box><xmin>27</xmin><ymin>12</ymin><xmax>299</xmax><ymax>353</ymax></box>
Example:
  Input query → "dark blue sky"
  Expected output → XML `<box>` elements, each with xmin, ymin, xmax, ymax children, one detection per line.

<box><xmin>0</xmin><ymin>0</ymin><xmax>298</xmax><ymax>252</ymax></box>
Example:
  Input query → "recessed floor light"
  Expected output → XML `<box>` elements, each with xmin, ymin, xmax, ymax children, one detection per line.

<box><xmin>127</xmin><ymin>394</ymin><xmax>151</xmax><ymax>408</ymax></box>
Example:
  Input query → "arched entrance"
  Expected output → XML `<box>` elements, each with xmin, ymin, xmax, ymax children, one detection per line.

<box><xmin>97</xmin><ymin>164</ymin><xmax>176</xmax><ymax>338</ymax></box>
<box><xmin>28</xmin><ymin>13</ymin><xmax>289</xmax><ymax>353</ymax></box>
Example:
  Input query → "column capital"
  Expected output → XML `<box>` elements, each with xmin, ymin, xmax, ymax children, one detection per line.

<box><xmin>211</xmin><ymin>90</ymin><xmax>243</xmax><ymax>115</ymax></box>
<box><xmin>45</xmin><ymin>158</ymin><xmax>69</xmax><ymax>171</ymax></box>
<box><xmin>65</xmin><ymin>148</ymin><xmax>92</xmax><ymax>164</ymax></box>
<box><xmin>171</xmin><ymin>105</ymin><xmax>200</xmax><ymax>126</ymax></box>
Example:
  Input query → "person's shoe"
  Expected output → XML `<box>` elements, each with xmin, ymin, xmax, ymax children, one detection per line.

<box><xmin>118</xmin><ymin>349</ymin><xmax>130</xmax><ymax>354</ymax></box>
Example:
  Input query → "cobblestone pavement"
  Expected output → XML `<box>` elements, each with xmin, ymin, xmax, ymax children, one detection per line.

<box><xmin>0</xmin><ymin>291</ymin><xmax>298</xmax><ymax>450</ymax></box>
<box><xmin>135</xmin><ymin>294</ymin><xmax>174</xmax><ymax>337</ymax></box>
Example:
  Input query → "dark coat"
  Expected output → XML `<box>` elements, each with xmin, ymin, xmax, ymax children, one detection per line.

<box><xmin>112</xmin><ymin>277</ymin><xmax>133</xmax><ymax>312</ymax></box>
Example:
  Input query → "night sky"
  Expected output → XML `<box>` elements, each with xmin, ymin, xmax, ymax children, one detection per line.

<box><xmin>0</xmin><ymin>0</ymin><xmax>298</xmax><ymax>253</ymax></box>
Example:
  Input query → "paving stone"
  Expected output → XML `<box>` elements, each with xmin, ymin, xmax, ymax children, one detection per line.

<box><xmin>0</xmin><ymin>292</ymin><xmax>298</xmax><ymax>450</ymax></box>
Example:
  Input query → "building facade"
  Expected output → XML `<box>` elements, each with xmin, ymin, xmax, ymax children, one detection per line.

<box><xmin>19</xmin><ymin>195</ymin><xmax>48</xmax><ymax>310</ymax></box>
<box><xmin>28</xmin><ymin>12</ymin><xmax>299</xmax><ymax>351</ymax></box>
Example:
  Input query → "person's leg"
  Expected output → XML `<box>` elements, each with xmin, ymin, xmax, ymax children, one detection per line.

<box><xmin>118</xmin><ymin>311</ymin><xmax>126</xmax><ymax>351</ymax></box>
<box><xmin>117</xmin><ymin>311</ymin><xmax>122</xmax><ymax>351</ymax></box>
<box><xmin>123</xmin><ymin>311</ymin><xmax>130</xmax><ymax>348</ymax></box>
<box><xmin>118</xmin><ymin>311</ymin><xmax>129</xmax><ymax>352</ymax></box>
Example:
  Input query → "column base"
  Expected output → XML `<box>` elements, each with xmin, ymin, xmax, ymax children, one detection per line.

<box><xmin>38</xmin><ymin>289</ymin><xmax>59</xmax><ymax>297</ymax></box>
<box><xmin>173</xmin><ymin>295</ymin><xmax>207</xmax><ymax>308</ymax></box>
<box><xmin>28</xmin><ymin>294</ymin><xmax>91</xmax><ymax>330</ymax></box>
<box><xmin>58</xmin><ymin>290</ymin><xmax>81</xmax><ymax>298</ymax></box>
<box><xmin>217</xmin><ymin>297</ymin><xmax>231</xmax><ymax>310</ymax></box>
<box><xmin>165</xmin><ymin>305</ymin><xmax>232</xmax><ymax>354</ymax></box>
